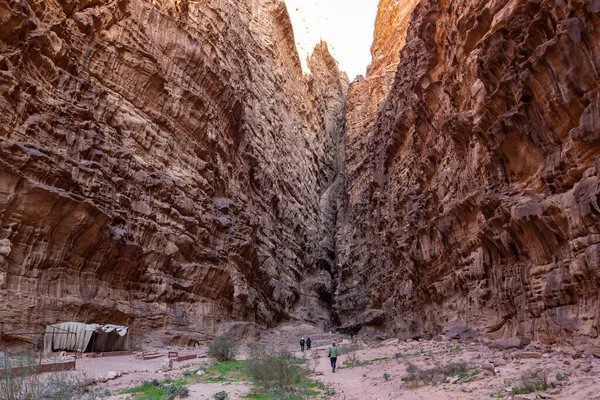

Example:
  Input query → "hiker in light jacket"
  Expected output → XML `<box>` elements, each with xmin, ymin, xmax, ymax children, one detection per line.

<box><xmin>328</xmin><ymin>342</ymin><xmax>338</xmax><ymax>372</ymax></box>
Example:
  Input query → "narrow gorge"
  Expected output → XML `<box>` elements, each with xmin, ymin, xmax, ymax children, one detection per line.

<box><xmin>2</xmin><ymin>0</ymin><xmax>600</xmax><ymax>356</ymax></box>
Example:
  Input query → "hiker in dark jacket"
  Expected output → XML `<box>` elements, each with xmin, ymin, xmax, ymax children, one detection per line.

<box><xmin>328</xmin><ymin>342</ymin><xmax>338</xmax><ymax>372</ymax></box>
<box><xmin>306</xmin><ymin>337</ymin><xmax>312</xmax><ymax>350</ymax></box>
<box><xmin>300</xmin><ymin>337</ymin><xmax>305</xmax><ymax>351</ymax></box>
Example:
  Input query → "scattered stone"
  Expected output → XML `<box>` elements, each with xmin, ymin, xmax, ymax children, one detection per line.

<box><xmin>548</xmin><ymin>387</ymin><xmax>562</xmax><ymax>395</ymax></box>
<box><xmin>196</xmin><ymin>370</ymin><xmax>204</xmax><ymax>376</ymax></box>
<box><xmin>537</xmin><ymin>392</ymin><xmax>552</xmax><ymax>399</ymax></box>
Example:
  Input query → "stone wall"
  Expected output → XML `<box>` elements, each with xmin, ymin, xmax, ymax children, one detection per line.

<box><xmin>0</xmin><ymin>0</ymin><xmax>346</xmax><ymax>341</ymax></box>
<box><xmin>336</xmin><ymin>0</ymin><xmax>600</xmax><ymax>350</ymax></box>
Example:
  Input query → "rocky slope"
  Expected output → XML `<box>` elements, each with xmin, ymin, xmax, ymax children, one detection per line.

<box><xmin>0</xmin><ymin>0</ymin><xmax>346</xmax><ymax>342</ymax></box>
<box><xmin>336</xmin><ymin>0</ymin><xmax>600</xmax><ymax>350</ymax></box>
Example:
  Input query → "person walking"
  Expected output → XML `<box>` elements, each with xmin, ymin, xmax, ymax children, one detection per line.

<box><xmin>300</xmin><ymin>337</ymin><xmax>305</xmax><ymax>351</ymax></box>
<box><xmin>328</xmin><ymin>342</ymin><xmax>338</xmax><ymax>372</ymax></box>
<box><xmin>306</xmin><ymin>337</ymin><xmax>312</xmax><ymax>350</ymax></box>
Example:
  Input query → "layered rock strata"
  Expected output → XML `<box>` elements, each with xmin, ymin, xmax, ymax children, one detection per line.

<box><xmin>336</xmin><ymin>0</ymin><xmax>600</xmax><ymax>349</ymax></box>
<box><xmin>0</xmin><ymin>0</ymin><xmax>346</xmax><ymax>342</ymax></box>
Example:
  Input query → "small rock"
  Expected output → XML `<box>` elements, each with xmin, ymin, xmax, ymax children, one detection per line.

<box><xmin>433</xmin><ymin>373</ymin><xmax>445</xmax><ymax>385</ymax></box>
<box><xmin>550</xmin><ymin>380</ymin><xmax>562</xmax><ymax>388</ymax></box>
<box><xmin>196</xmin><ymin>370</ymin><xmax>204</xmax><ymax>376</ymax></box>
<box><xmin>548</xmin><ymin>387</ymin><xmax>562</xmax><ymax>395</ymax></box>
<box><xmin>105</xmin><ymin>371</ymin><xmax>120</xmax><ymax>380</ymax></box>
<box><xmin>537</xmin><ymin>392</ymin><xmax>552</xmax><ymax>399</ymax></box>
<box><xmin>479</xmin><ymin>362</ymin><xmax>495</xmax><ymax>374</ymax></box>
<box><xmin>514</xmin><ymin>394</ymin><xmax>537</xmax><ymax>400</ymax></box>
<box><xmin>464</xmin><ymin>374</ymin><xmax>484</xmax><ymax>382</ymax></box>
<box><xmin>513</xmin><ymin>352</ymin><xmax>543</xmax><ymax>359</ymax></box>
<box><xmin>161</xmin><ymin>358</ymin><xmax>173</xmax><ymax>371</ymax></box>
<box><xmin>493</xmin><ymin>357</ymin><xmax>507</xmax><ymax>366</ymax></box>
<box><xmin>459</xmin><ymin>385</ymin><xmax>472</xmax><ymax>393</ymax></box>
<box><xmin>448</xmin><ymin>377</ymin><xmax>459</xmax><ymax>384</ymax></box>
<box><xmin>489</xmin><ymin>337</ymin><xmax>523</xmax><ymax>350</ymax></box>
<box><xmin>581</xmin><ymin>363</ymin><xmax>592</xmax><ymax>372</ymax></box>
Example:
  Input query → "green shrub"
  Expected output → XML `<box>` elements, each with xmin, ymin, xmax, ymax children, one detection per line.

<box><xmin>165</xmin><ymin>384</ymin><xmax>189</xmax><ymax>399</ymax></box>
<box><xmin>246</xmin><ymin>351</ymin><xmax>308</xmax><ymax>389</ymax></box>
<box><xmin>383</xmin><ymin>372</ymin><xmax>391</xmax><ymax>381</ymax></box>
<box><xmin>213</xmin><ymin>390</ymin><xmax>229</xmax><ymax>400</ymax></box>
<box><xmin>208</xmin><ymin>337</ymin><xmax>239</xmax><ymax>362</ymax></box>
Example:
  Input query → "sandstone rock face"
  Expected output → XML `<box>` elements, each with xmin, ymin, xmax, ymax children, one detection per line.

<box><xmin>0</xmin><ymin>0</ymin><xmax>346</xmax><ymax>341</ymax></box>
<box><xmin>336</xmin><ymin>0</ymin><xmax>600</xmax><ymax>349</ymax></box>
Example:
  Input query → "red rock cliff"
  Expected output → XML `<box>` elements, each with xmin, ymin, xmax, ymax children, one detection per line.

<box><xmin>0</xmin><ymin>0</ymin><xmax>346</xmax><ymax>342</ymax></box>
<box><xmin>336</xmin><ymin>0</ymin><xmax>600</xmax><ymax>349</ymax></box>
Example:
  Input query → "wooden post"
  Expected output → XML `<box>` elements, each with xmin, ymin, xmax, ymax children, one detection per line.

<box><xmin>39</xmin><ymin>331</ymin><xmax>43</xmax><ymax>366</ymax></box>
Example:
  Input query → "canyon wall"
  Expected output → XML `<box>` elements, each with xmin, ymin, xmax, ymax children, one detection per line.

<box><xmin>0</xmin><ymin>0</ymin><xmax>346</xmax><ymax>343</ymax></box>
<box><xmin>336</xmin><ymin>0</ymin><xmax>600</xmax><ymax>349</ymax></box>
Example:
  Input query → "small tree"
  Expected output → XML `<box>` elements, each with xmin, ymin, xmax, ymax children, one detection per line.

<box><xmin>207</xmin><ymin>337</ymin><xmax>238</xmax><ymax>361</ymax></box>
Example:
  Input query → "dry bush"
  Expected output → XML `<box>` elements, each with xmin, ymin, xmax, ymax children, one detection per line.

<box><xmin>338</xmin><ymin>344</ymin><xmax>360</xmax><ymax>355</ymax></box>
<box><xmin>208</xmin><ymin>337</ymin><xmax>239</xmax><ymax>362</ymax></box>
<box><xmin>345</xmin><ymin>352</ymin><xmax>360</xmax><ymax>365</ymax></box>
<box><xmin>0</xmin><ymin>351</ymin><xmax>104</xmax><ymax>400</ymax></box>
<box><xmin>403</xmin><ymin>361</ymin><xmax>473</xmax><ymax>384</ymax></box>
<box><xmin>510</xmin><ymin>368</ymin><xmax>549</xmax><ymax>395</ymax></box>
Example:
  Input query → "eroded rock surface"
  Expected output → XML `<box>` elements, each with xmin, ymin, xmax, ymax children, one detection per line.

<box><xmin>0</xmin><ymin>0</ymin><xmax>346</xmax><ymax>341</ymax></box>
<box><xmin>336</xmin><ymin>0</ymin><xmax>600</xmax><ymax>350</ymax></box>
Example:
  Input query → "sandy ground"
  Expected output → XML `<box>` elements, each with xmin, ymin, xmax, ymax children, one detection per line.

<box><xmin>39</xmin><ymin>326</ymin><xmax>600</xmax><ymax>400</ymax></box>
